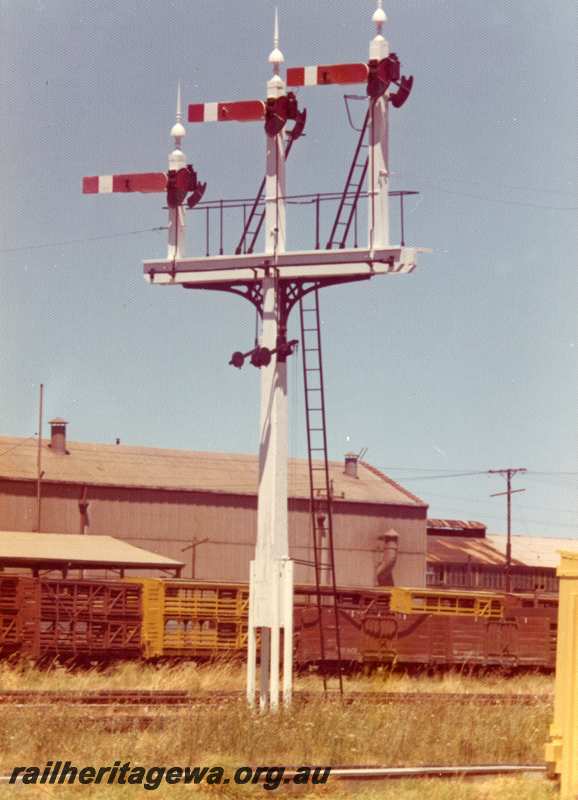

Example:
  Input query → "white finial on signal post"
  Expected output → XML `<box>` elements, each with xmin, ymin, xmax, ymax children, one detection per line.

<box><xmin>168</xmin><ymin>82</ymin><xmax>187</xmax><ymax>260</ymax></box>
<box><xmin>368</xmin><ymin>1</ymin><xmax>390</xmax><ymax>249</ymax></box>
<box><xmin>269</xmin><ymin>8</ymin><xmax>284</xmax><ymax>71</ymax></box>
<box><xmin>170</xmin><ymin>82</ymin><xmax>186</xmax><ymax>147</ymax></box>
<box><xmin>265</xmin><ymin>8</ymin><xmax>286</xmax><ymax>250</ymax></box>
<box><xmin>268</xmin><ymin>8</ymin><xmax>285</xmax><ymax>98</ymax></box>
<box><xmin>372</xmin><ymin>0</ymin><xmax>387</xmax><ymax>32</ymax></box>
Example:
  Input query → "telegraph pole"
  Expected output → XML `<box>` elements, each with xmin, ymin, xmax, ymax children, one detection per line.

<box><xmin>35</xmin><ymin>383</ymin><xmax>44</xmax><ymax>533</ymax></box>
<box><xmin>181</xmin><ymin>537</ymin><xmax>209</xmax><ymax>579</ymax></box>
<box><xmin>489</xmin><ymin>468</ymin><xmax>527</xmax><ymax>592</ymax></box>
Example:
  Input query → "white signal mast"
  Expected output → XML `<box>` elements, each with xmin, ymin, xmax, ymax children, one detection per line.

<box><xmin>369</xmin><ymin>1</ymin><xmax>390</xmax><ymax>249</ymax></box>
<box><xmin>249</xmin><ymin>9</ymin><xmax>293</xmax><ymax>711</ymax></box>
<box><xmin>82</xmin><ymin>2</ymin><xmax>423</xmax><ymax>711</ymax></box>
<box><xmin>168</xmin><ymin>83</ymin><xmax>187</xmax><ymax>260</ymax></box>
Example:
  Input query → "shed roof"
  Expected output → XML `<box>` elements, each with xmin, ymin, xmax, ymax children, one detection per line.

<box><xmin>487</xmin><ymin>535</ymin><xmax>578</xmax><ymax>570</ymax></box>
<box><xmin>0</xmin><ymin>436</ymin><xmax>426</xmax><ymax>508</ymax></box>
<box><xmin>427</xmin><ymin>518</ymin><xmax>486</xmax><ymax>537</ymax></box>
<box><xmin>0</xmin><ymin>531</ymin><xmax>184</xmax><ymax>572</ymax></box>
<box><xmin>427</xmin><ymin>534</ymin><xmax>515</xmax><ymax>566</ymax></box>
<box><xmin>428</xmin><ymin>533</ymin><xmax>578</xmax><ymax>570</ymax></box>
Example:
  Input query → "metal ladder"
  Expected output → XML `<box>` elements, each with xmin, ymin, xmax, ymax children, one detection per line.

<box><xmin>235</xmin><ymin>127</ymin><xmax>302</xmax><ymax>256</ymax></box>
<box><xmin>299</xmin><ymin>289</ymin><xmax>344</xmax><ymax>695</ymax></box>
<box><xmin>326</xmin><ymin>108</ymin><xmax>370</xmax><ymax>250</ymax></box>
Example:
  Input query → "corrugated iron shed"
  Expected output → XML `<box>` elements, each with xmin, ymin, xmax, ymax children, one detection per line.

<box><xmin>428</xmin><ymin>533</ymin><xmax>578</xmax><ymax>569</ymax></box>
<box><xmin>427</xmin><ymin>534</ymin><xmax>517</xmax><ymax>566</ymax></box>
<box><xmin>0</xmin><ymin>437</ymin><xmax>425</xmax><ymax>508</ymax></box>
<box><xmin>487</xmin><ymin>535</ymin><xmax>578</xmax><ymax>570</ymax></box>
<box><xmin>427</xmin><ymin>518</ymin><xmax>486</xmax><ymax>537</ymax></box>
<box><xmin>0</xmin><ymin>530</ymin><xmax>184</xmax><ymax>573</ymax></box>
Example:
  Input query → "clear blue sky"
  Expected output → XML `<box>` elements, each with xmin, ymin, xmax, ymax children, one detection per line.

<box><xmin>1</xmin><ymin>1</ymin><xmax>576</xmax><ymax>539</ymax></box>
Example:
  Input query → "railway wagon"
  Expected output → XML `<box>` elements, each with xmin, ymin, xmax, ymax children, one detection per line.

<box><xmin>0</xmin><ymin>575</ymin><xmax>38</xmax><ymax>659</ymax></box>
<box><xmin>130</xmin><ymin>578</ymin><xmax>250</xmax><ymax>659</ymax></box>
<box><xmin>130</xmin><ymin>579</ymin><xmax>557</xmax><ymax>670</ymax></box>
<box><xmin>293</xmin><ymin>604</ymin><xmax>557</xmax><ymax>670</ymax></box>
<box><xmin>0</xmin><ymin>575</ymin><xmax>142</xmax><ymax>661</ymax></box>
<box><xmin>0</xmin><ymin>574</ymin><xmax>558</xmax><ymax>670</ymax></box>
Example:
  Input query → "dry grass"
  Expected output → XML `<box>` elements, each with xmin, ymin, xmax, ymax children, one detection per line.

<box><xmin>0</xmin><ymin>663</ymin><xmax>556</xmax><ymax>799</ymax></box>
<box><xmin>0</xmin><ymin>659</ymin><xmax>554</xmax><ymax>695</ymax></box>
<box><xmin>0</xmin><ymin>697</ymin><xmax>550</xmax><ymax>767</ymax></box>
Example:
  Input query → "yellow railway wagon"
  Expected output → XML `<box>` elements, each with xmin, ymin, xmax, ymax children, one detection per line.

<box><xmin>545</xmin><ymin>552</ymin><xmax>578</xmax><ymax>800</ymax></box>
<box><xmin>127</xmin><ymin>578</ymin><xmax>250</xmax><ymax>658</ymax></box>
<box><xmin>390</xmin><ymin>586</ymin><xmax>504</xmax><ymax>620</ymax></box>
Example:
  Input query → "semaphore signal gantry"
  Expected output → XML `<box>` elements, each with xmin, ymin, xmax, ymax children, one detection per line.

<box><xmin>82</xmin><ymin>2</ymin><xmax>425</xmax><ymax>711</ymax></box>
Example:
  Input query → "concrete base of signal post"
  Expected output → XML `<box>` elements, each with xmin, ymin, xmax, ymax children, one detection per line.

<box><xmin>247</xmin><ymin>558</ymin><xmax>294</xmax><ymax>710</ymax></box>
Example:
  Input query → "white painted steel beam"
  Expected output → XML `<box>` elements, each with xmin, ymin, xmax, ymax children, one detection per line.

<box><xmin>143</xmin><ymin>246</ymin><xmax>419</xmax><ymax>286</ymax></box>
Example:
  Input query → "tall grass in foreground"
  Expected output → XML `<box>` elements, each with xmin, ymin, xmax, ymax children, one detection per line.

<box><xmin>0</xmin><ymin>660</ymin><xmax>555</xmax><ymax>695</ymax></box>
<box><xmin>0</xmin><ymin>664</ymin><xmax>554</xmax><ymax>799</ymax></box>
<box><xmin>0</xmin><ymin>698</ymin><xmax>550</xmax><ymax>768</ymax></box>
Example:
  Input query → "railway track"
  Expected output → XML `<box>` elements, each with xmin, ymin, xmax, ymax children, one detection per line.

<box><xmin>0</xmin><ymin>764</ymin><xmax>548</xmax><ymax>785</ymax></box>
<box><xmin>0</xmin><ymin>689</ymin><xmax>554</xmax><ymax>707</ymax></box>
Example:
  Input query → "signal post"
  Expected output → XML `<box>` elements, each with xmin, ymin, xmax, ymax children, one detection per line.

<box><xmin>249</xmin><ymin>17</ymin><xmax>293</xmax><ymax>710</ymax></box>
<box><xmin>82</xmin><ymin>3</ymin><xmax>422</xmax><ymax>710</ymax></box>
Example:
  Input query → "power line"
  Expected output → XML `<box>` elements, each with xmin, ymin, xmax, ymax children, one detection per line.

<box><xmin>394</xmin><ymin>177</ymin><xmax>577</xmax><ymax>211</ymax></box>
<box><xmin>396</xmin><ymin>471</ymin><xmax>488</xmax><ymax>481</ymax></box>
<box><xmin>426</xmin><ymin>506</ymin><xmax>577</xmax><ymax>530</ymax></box>
<box><xmin>394</xmin><ymin>169</ymin><xmax>576</xmax><ymax>198</ymax></box>
<box><xmin>527</xmin><ymin>470</ymin><xmax>578</xmax><ymax>476</ymax></box>
<box><xmin>423</xmin><ymin>490</ymin><xmax>577</xmax><ymax>514</ymax></box>
<box><xmin>0</xmin><ymin>227</ymin><xmax>167</xmax><ymax>254</ymax></box>
<box><xmin>381</xmin><ymin>466</ymin><xmax>578</xmax><ymax>479</ymax></box>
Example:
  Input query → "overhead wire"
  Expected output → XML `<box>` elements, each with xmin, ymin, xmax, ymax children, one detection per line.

<box><xmin>394</xmin><ymin>471</ymin><xmax>488</xmax><ymax>481</ymax></box>
<box><xmin>376</xmin><ymin>466</ymin><xmax>578</xmax><ymax>478</ymax></box>
<box><xmin>393</xmin><ymin>169</ymin><xmax>576</xmax><ymax>198</ymax></box>
<box><xmin>425</xmin><ymin>508</ymin><xmax>577</xmax><ymax>531</ymax></box>
<box><xmin>0</xmin><ymin>227</ymin><xmax>167</xmax><ymax>254</ymax></box>
<box><xmin>396</xmin><ymin>181</ymin><xmax>576</xmax><ymax>211</ymax></box>
<box><xmin>421</xmin><ymin>490</ymin><xmax>577</xmax><ymax>514</ymax></box>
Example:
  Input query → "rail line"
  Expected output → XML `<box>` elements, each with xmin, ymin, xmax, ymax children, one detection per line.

<box><xmin>0</xmin><ymin>765</ymin><xmax>548</xmax><ymax>785</ymax></box>
<box><xmin>0</xmin><ymin>690</ymin><xmax>553</xmax><ymax>707</ymax></box>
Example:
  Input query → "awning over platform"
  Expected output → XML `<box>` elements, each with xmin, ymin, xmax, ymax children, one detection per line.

<box><xmin>0</xmin><ymin>531</ymin><xmax>183</xmax><ymax>576</ymax></box>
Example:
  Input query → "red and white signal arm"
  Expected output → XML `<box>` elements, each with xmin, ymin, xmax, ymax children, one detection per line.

<box><xmin>82</xmin><ymin>173</ymin><xmax>167</xmax><ymax>194</ymax></box>
<box><xmin>286</xmin><ymin>63</ymin><xmax>368</xmax><ymax>87</ymax></box>
<box><xmin>188</xmin><ymin>100</ymin><xmax>265</xmax><ymax>123</ymax></box>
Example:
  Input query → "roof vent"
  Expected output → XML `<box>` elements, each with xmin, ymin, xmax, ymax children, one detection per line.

<box><xmin>48</xmin><ymin>418</ymin><xmax>68</xmax><ymax>455</ymax></box>
<box><xmin>344</xmin><ymin>452</ymin><xmax>359</xmax><ymax>479</ymax></box>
